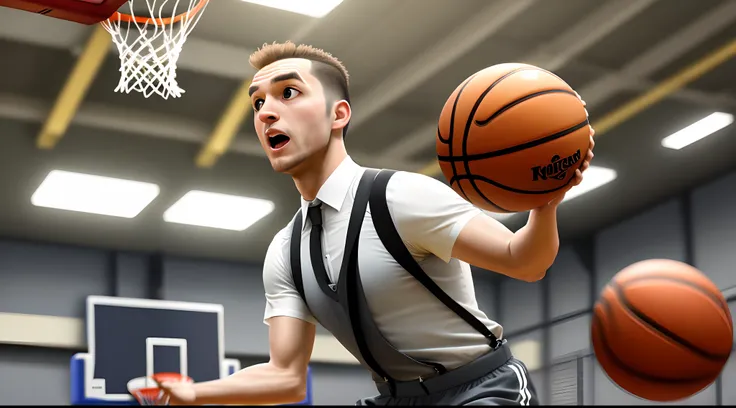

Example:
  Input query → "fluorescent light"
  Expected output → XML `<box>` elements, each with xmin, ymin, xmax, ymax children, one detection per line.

<box><xmin>239</xmin><ymin>0</ymin><xmax>343</xmax><ymax>18</ymax></box>
<box><xmin>563</xmin><ymin>166</ymin><xmax>617</xmax><ymax>202</ymax></box>
<box><xmin>31</xmin><ymin>170</ymin><xmax>160</xmax><ymax>218</ymax></box>
<box><xmin>661</xmin><ymin>112</ymin><xmax>733</xmax><ymax>150</ymax></box>
<box><xmin>163</xmin><ymin>190</ymin><xmax>275</xmax><ymax>231</ymax></box>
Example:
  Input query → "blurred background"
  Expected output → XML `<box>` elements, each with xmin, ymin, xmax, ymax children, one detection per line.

<box><xmin>0</xmin><ymin>0</ymin><xmax>735</xmax><ymax>405</ymax></box>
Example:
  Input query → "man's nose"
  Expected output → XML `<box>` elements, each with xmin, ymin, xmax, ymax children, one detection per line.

<box><xmin>258</xmin><ymin>100</ymin><xmax>280</xmax><ymax>124</ymax></box>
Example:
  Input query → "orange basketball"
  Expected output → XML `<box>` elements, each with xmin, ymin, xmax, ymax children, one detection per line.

<box><xmin>436</xmin><ymin>63</ymin><xmax>590</xmax><ymax>212</ymax></box>
<box><xmin>591</xmin><ymin>259</ymin><xmax>733</xmax><ymax>402</ymax></box>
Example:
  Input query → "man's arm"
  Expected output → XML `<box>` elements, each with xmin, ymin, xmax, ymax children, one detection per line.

<box><xmin>387</xmin><ymin>172</ymin><xmax>562</xmax><ymax>282</ymax></box>
<box><xmin>452</xmin><ymin>130</ymin><xmax>594</xmax><ymax>281</ymax></box>
<box><xmin>163</xmin><ymin>226</ymin><xmax>318</xmax><ymax>405</ymax></box>
<box><xmin>451</xmin><ymin>206</ymin><xmax>559</xmax><ymax>282</ymax></box>
<box><xmin>188</xmin><ymin>316</ymin><xmax>315</xmax><ymax>405</ymax></box>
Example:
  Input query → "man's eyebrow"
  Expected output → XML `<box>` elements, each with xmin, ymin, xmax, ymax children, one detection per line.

<box><xmin>248</xmin><ymin>72</ymin><xmax>305</xmax><ymax>96</ymax></box>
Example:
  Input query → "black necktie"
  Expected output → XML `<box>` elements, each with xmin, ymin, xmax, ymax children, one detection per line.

<box><xmin>308</xmin><ymin>204</ymin><xmax>336</xmax><ymax>293</ymax></box>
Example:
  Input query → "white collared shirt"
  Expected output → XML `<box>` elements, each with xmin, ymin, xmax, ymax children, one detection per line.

<box><xmin>262</xmin><ymin>156</ymin><xmax>503</xmax><ymax>370</ymax></box>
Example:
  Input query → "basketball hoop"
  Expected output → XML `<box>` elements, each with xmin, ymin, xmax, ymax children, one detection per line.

<box><xmin>100</xmin><ymin>0</ymin><xmax>210</xmax><ymax>99</ymax></box>
<box><xmin>127</xmin><ymin>372</ymin><xmax>193</xmax><ymax>405</ymax></box>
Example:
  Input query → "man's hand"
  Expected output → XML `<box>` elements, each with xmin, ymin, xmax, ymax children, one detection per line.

<box><xmin>543</xmin><ymin>92</ymin><xmax>596</xmax><ymax>208</ymax></box>
<box><xmin>153</xmin><ymin>317</ymin><xmax>314</xmax><ymax>406</ymax></box>
<box><xmin>159</xmin><ymin>381</ymin><xmax>196</xmax><ymax>406</ymax></box>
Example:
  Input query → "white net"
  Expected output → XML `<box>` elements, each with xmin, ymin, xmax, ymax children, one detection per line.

<box><xmin>100</xmin><ymin>0</ymin><xmax>210</xmax><ymax>99</ymax></box>
<box><xmin>132</xmin><ymin>388</ymin><xmax>169</xmax><ymax>406</ymax></box>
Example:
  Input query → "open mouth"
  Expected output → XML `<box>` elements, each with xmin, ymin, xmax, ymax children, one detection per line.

<box><xmin>268</xmin><ymin>134</ymin><xmax>290</xmax><ymax>150</ymax></box>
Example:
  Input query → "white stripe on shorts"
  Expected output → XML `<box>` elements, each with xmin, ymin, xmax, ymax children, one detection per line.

<box><xmin>508</xmin><ymin>362</ymin><xmax>531</xmax><ymax>406</ymax></box>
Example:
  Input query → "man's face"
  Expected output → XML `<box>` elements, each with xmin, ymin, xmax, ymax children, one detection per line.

<box><xmin>249</xmin><ymin>58</ymin><xmax>333</xmax><ymax>174</ymax></box>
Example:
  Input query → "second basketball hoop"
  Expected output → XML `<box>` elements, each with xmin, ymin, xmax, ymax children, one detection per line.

<box><xmin>100</xmin><ymin>0</ymin><xmax>210</xmax><ymax>99</ymax></box>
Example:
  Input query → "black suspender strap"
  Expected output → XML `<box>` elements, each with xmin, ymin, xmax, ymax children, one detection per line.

<box><xmin>339</xmin><ymin>169</ymin><xmax>397</xmax><ymax>384</ymax></box>
<box><xmin>369</xmin><ymin>169</ymin><xmax>500</xmax><ymax>348</ymax></box>
<box><xmin>289</xmin><ymin>210</ymin><xmax>307</xmax><ymax>304</ymax></box>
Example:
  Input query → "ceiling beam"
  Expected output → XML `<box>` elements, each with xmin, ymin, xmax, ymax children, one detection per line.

<box><xmin>572</xmin><ymin>61</ymin><xmax>736</xmax><ymax>110</ymax></box>
<box><xmin>347</xmin><ymin>0</ymin><xmax>539</xmax><ymax>132</ymax></box>
<box><xmin>194</xmin><ymin>79</ymin><xmax>253</xmax><ymax>168</ymax></box>
<box><xmin>383</xmin><ymin>66</ymin><xmax>736</xmax><ymax>163</ymax></box>
<box><xmin>0</xmin><ymin>93</ymin><xmax>418</xmax><ymax>171</ymax></box>
<box><xmin>382</xmin><ymin>75</ymin><xmax>736</xmax><ymax>163</ymax></box>
<box><xmin>578</xmin><ymin>0</ymin><xmax>736</xmax><ymax>108</ymax></box>
<box><xmin>36</xmin><ymin>25</ymin><xmax>110</xmax><ymax>149</ymax></box>
<box><xmin>400</xmin><ymin>0</ymin><xmax>657</xmax><ymax>176</ymax></box>
<box><xmin>592</xmin><ymin>38</ymin><xmax>736</xmax><ymax>137</ymax></box>
<box><xmin>416</xmin><ymin>0</ymin><xmax>736</xmax><ymax>176</ymax></box>
<box><xmin>522</xmin><ymin>0</ymin><xmax>659</xmax><ymax>72</ymax></box>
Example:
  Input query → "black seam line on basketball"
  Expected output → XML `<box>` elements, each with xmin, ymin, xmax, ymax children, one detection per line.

<box><xmin>610</xmin><ymin>280</ymin><xmax>731</xmax><ymax>362</ymax></box>
<box><xmin>448</xmin><ymin>174</ymin><xmax>571</xmax><ymax>195</ymax></box>
<box><xmin>475</xmin><ymin>89</ymin><xmax>578</xmax><ymax>127</ymax></box>
<box><xmin>437</xmin><ymin>124</ymin><xmax>450</xmax><ymax>144</ymax></box>
<box><xmin>438</xmin><ymin>119</ymin><xmax>589</xmax><ymax>162</ymax></box>
<box><xmin>594</xmin><ymin>303</ymin><xmax>716</xmax><ymax>384</ymax></box>
<box><xmin>595</xmin><ymin>300</ymin><xmax>719</xmax><ymax>383</ymax></box>
<box><xmin>613</xmin><ymin>278</ymin><xmax>732</xmax><ymax>360</ymax></box>
<box><xmin>461</xmin><ymin>67</ymin><xmax>534</xmax><ymax>210</ymax></box>
<box><xmin>447</xmin><ymin>73</ymin><xmax>481</xmax><ymax>202</ymax></box>
<box><xmin>620</xmin><ymin>275</ymin><xmax>732</xmax><ymax>323</ymax></box>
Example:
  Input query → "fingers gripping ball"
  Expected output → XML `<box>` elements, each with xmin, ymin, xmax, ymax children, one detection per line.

<box><xmin>436</xmin><ymin>63</ymin><xmax>590</xmax><ymax>213</ymax></box>
<box><xmin>591</xmin><ymin>259</ymin><xmax>733</xmax><ymax>402</ymax></box>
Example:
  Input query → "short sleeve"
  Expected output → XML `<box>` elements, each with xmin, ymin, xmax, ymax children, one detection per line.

<box><xmin>262</xmin><ymin>224</ymin><xmax>317</xmax><ymax>325</ymax></box>
<box><xmin>385</xmin><ymin>171</ymin><xmax>482</xmax><ymax>263</ymax></box>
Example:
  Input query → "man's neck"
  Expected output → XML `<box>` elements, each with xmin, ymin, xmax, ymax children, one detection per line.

<box><xmin>292</xmin><ymin>140</ymin><xmax>348</xmax><ymax>202</ymax></box>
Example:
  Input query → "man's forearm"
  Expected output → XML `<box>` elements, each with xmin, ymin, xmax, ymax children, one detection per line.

<box><xmin>191</xmin><ymin>362</ymin><xmax>306</xmax><ymax>405</ymax></box>
<box><xmin>508</xmin><ymin>206</ymin><xmax>560</xmax><ymax>280</ymax></box>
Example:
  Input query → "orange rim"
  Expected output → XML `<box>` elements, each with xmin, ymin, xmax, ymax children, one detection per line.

<box><xmin>110</xmin><ymin>0</ymin><xmax>209</xmax><ymax>25</ymax></box>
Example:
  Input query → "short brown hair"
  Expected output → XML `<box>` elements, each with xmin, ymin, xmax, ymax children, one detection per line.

<box><xmin>249</xmin><ymin>41</ymin><xmax>352</xmax><ymax>137</ymax></box>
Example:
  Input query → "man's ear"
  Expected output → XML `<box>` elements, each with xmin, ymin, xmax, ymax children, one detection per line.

<box><xmin>331</xmin><ymin>100</ymin><xmax>351</xmax><ymax>132</ymax></box>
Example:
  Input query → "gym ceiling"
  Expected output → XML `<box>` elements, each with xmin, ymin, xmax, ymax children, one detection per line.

<box><xmin>0</xmin><ymin>0</ymin><xmax>734</xmax><ymax>263</ymax></box>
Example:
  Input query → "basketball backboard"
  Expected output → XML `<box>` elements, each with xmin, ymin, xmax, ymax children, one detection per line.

<box><xmin>70</xmin><ymin>295</ymin><xmax>313</xmax><ymax>405</ymax></box>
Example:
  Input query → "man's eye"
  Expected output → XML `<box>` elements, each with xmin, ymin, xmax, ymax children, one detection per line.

<box><xmin>283</xmin><ymin>87</ymin><xmax>300</xmax><ymax>100</ymax></box>
<box><xmin>254</xmin><ymin>99</ymin><xmax>264</xmax><ymax>111</ymax></box>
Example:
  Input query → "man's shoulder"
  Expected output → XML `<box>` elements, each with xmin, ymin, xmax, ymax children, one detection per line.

<box><xmin>264</xmin><ymin>212</ymin><xmax>300</xmax><ymax>264</ymax></box>
<box><xmin>271</xmin><ymin>214</ymin><xmax>298</xmax><ymax>246</ymax></box>
<box><xmin>381</xmin><ymin>169</ymin><xmax>457</xmax><ymax>205</ymax></box>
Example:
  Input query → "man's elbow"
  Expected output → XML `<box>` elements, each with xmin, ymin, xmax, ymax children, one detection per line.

<box><xmin>518</xmin><ymin>267</ymin><xmax>547</xmax><ymax>282</ymax></box>
<box><xmin>283</xmin><ymin>373</ymin><xmax>308</xmax><ymax>403</ymax></box>
<box><xmin>519</xmin><ymin>246</ymin><xmax>558</xmax><ymax>282</ymax></box>
<box><xmin>507</xmin><ymin>258</ymin><xmax>553</xmax><ymax>282</ymax></box>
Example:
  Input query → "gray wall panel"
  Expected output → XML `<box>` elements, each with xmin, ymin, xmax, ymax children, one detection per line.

<box><xmin>0</xmin><ymin>346</ymin><xmax>72</xmax><ymax>404</ymax></box>
<box><xmin>115</xmin><ymin>252</ymin><xmax>148</xmax><ymax>298</ymax></box>
<box><xmin>691</xmin><ymin>171</ymin><xmax>736</xmax><ymax>290</ymax></box>
<box><xmin>500</xmin><ymin>278</ymin><xmax>543</xmax><ymax>333</ymax></box>
<box><xmin>0</xmin><ymin>240</ymin><xmax>109</xmax><ymax>317</ymax></box>
<box><xmin>549</xmin><ymin>314</ymin><xmax>591</xmax><ymax>360</ymax></box>
<box><xmin>548</xmin><ymin>247</ymin><xmax>590</xmax><ymax>318</ymax></box>
<box><xmin>594</xmin><ymin>199</ymin><xmax>686</xmax><ymax>293</ymax></box>
<box><xmin>161</xmin><ymin>257</ymin><xmax>270</xmax><ymax>356</ymax></box>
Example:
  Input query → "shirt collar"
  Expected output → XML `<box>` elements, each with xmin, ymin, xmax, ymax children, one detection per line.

<box><xmin>300</xmin><ymin>156</ymin><xmax>361</xmax><ymax>229</ymax></box>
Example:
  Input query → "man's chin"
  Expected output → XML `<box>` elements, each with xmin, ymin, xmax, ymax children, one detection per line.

<box><xmin>269</xmin><ymin>156</ymin><xmax>302</xmax><ymax>175</ymax></box>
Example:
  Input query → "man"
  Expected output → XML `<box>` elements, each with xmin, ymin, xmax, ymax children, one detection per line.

<box><xmin>161</xmin><ymin>41</ymin><xmax>595</xmax><ymax>406</ymax></box>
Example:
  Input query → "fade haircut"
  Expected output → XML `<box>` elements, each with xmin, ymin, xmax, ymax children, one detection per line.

<box><xmin>249</xmin><ymin>41</ymin><xmax>352</xmax><ymax>138</ymax></box>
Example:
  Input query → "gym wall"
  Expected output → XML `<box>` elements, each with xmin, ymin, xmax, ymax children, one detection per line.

<box><xmin>0</xmin><ymin>247</ymin><xmax>384</xmax><ymax>404</ymax></box>
<box><xmin>498</xmin><ymin>168</ymin><xmax>736</xmax><ymax>405</ymax></box>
